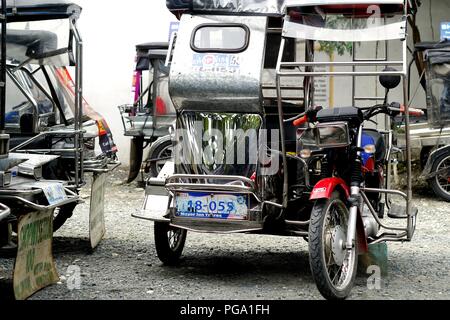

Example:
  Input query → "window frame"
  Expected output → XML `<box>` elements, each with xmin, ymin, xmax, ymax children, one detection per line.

<box><xmin>190</xmin><ymin>23</ymin><xmax>251</xmax><ymax>54</ymax></box>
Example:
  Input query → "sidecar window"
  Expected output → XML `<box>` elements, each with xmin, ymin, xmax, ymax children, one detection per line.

<box><xmin>191</xmin><ymin>24</ymin><xmax>249</xmax><ymax>53</ymax></box>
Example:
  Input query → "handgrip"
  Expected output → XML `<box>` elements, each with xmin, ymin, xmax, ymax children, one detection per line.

<box><xmin>293</xmin><ymin>115</ymin><xmax>308</xmax><ymax>127</ymax></box>
<box><xmin>400</xmin><ymin>105</ymin><xmax>425</xmax><ymax>117</ymax></box>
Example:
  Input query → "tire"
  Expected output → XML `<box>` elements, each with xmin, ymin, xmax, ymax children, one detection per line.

<box><xmin>147</xmin><ymin>140</ymin><xmax>173</xmax><ymax>178</ymax></box>
<box><xmin>429</xmin><ymin>153</ymin><xmax>450</xmax><ymax>202</ymax></box>
<box><xmin>10</xmin><ymin>202</ymin><xmax>77</xmax><ymax>234</ymax></box>
<box><xmin>53</xmin><ymin>203</ymin><xmax>77</xmax><ymax>232</ymax></box>
<box><xmin>154</xmin><ymin>222</ymin><xmax>187</xmax><ymax>266</ymax></box>
<box><xmin>308</xmin><ymin>192</ymin><xmax>358</xmax><ymax>300</ymax></box>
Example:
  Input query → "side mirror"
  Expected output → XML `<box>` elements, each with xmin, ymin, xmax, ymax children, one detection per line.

<box><xmin>379</xmin><ymin>67</ymin><xmax>401</xmax><ymax>90</ymax></box>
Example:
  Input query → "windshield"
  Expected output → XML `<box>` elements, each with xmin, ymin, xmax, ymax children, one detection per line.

<box><xmin>284</xmin><ymin>4</ymin><xmax>406</xmax><ymax>42</ymax></box>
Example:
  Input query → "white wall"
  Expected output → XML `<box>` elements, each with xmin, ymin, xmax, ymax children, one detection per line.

<box><xmin>75</xmin><ymin>0</ymin><xmax>177</xmax><ymax>165</ymax></box>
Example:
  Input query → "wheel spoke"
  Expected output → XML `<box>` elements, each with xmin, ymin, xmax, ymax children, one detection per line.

<box><xmin>320</xmin><ymin>199</ymin><xmax>354</xmax><ymax>293</ymax></box>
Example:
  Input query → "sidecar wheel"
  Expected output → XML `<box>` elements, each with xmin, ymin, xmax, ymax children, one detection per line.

<box><xmin>147</xmin><ymin>140</ymin><xmax>173</xmax><ymax>179</ymax></box>
<box><xmin>430</xmin><ymin>153</ymin><xmax>450</xmax><ymax>202</ymax></box>
<box><xmin>308</xmin><ymin>192</ymin><xmax>358</xmax><ymax>300</ymax></box>
<box><xmin>154</xmin><ymin>222</ymin><xmax>187</xmax><ymax>266</ymax></box>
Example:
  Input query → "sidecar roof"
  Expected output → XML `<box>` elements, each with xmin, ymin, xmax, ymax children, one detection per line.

<box><xmin>167</xmin><ymin>0</ymin><xmax>406</xmax><ymax>16</ymax></box>
<box><xmin>1</xmin><ymin>0</ymin><xmax>81</xmax><ymax>23</ymax></box>
<box><xmin>135</xmin><ymin>42</ymin><xmax>169</xmax><ymax>71</ymax></box>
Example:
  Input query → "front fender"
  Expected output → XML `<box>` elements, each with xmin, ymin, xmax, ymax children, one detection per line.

<box><xmin>310</xmin><ymin>178</ymin><xmax>368</xmax><ymax>253</ymax></box>
<box><xmin>127</xmin><ymin>137</ymin><xmax>144</xmax><ymax>183</ymax></box>
<box><xmin>310</xmin><ymin>177</ymin><xmax>350</xmax><ymax>201</ymax></box>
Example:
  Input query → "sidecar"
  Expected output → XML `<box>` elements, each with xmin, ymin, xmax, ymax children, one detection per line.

<box><xmin>136</xmin><ymin>1</ymin><xmax>312</xmax><ymax>239</ymax></box>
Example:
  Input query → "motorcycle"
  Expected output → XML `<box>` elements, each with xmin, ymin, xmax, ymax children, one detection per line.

<box><xmin>295</xmin><ymin>82</ymin><xmax>422</xmax><ymax>298</ymax></box>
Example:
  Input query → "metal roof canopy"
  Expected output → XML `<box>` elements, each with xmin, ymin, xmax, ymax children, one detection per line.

<box><xmin>0</xmin><ymin>0</ymin><xmax>81</xmax><ymax>22</ymax></box>
<box><xmin>167</xmin><ymin>0</ymin><xmax>406</xmax><ymax>16</ymax></box>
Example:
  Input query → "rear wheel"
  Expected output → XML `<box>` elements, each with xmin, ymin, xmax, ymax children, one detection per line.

<box><xmin>430</xmin><ymin>153</ymin><xmax>450</xmax><ymax>202</ymax></box>
<box><xmin>308</xmin><ymin>192</ymin><xmax>358</xmax><ymax>300</ymax></box>
<box><xmin>154</xmin><ymin>222</ymin><xmax>187</xmax><ymax>265</ymax></box>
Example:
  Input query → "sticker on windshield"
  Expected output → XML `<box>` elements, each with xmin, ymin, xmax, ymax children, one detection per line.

<box><xmin>192</xmin><ymin>54</ymin><xmax>241</xmax><ymax>74</ymax></box>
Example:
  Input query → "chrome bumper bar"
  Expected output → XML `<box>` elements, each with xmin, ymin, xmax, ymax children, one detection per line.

<box><xmin>0</xmin><ymin>203</ymin><xmax>11</xmax><ymax>222</ymax></box>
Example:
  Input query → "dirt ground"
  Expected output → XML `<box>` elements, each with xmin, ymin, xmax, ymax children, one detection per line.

<box><xmin>1</xmin><ymin>169</ymin><xmax>449</xmax><ymax>300</ymax></box>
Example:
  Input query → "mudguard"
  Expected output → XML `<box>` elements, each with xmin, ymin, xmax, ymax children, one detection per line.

<box><xmin>422</xmin><ymin>145</ymin><xmax>450</xmax><ymax>179</ymax></box>
<box><xmin>147</xmin><ymin>135</ymin><xmax>173</xmax><ymax>160</ymax></box>
<box><xmin>310</xmin><ymin>178</ymin><xmax>368</xmax><ymax>253</ymax></box>
<box><xmin>310</xmin><ymin>177</ymin><xmax>350</xmax><ymax>201</ymax></box>
<box><xmin>127</xmin><ymin>137</ymin><xmax>144</xmax><ymax>183</ymax></box>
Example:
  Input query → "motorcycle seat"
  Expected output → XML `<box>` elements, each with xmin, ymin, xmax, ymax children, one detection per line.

<box><xmin>363</xmin><ymin>129</ymin><xmax>386</xmax><ymax>163</ymax></box>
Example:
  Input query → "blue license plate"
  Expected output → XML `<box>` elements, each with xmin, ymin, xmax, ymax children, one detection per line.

<box><xmin>175</xmin><ymin>193</ymin><xmax>249</xmax><ymax>220</ymax></box>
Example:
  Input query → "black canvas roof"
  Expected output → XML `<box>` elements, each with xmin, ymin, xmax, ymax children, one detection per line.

<box><xmin>135</xmin><ymin>42</ymin><xmax>169</xmax><ymax>71</ymax></box>
<box><xmin>1</xmin><ymin>0</ymin><xmax>81</xmax><ymax>22</ymax></box>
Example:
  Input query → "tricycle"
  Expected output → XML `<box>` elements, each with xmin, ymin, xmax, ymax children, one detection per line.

<box><xmin>1</xmin><ymin>0</ymin><xmax>120</xmax><ymax>235</ymax></box>
<box><xmin>119</xmin><ymin>42</ymin><xmax>176</xmax><ymax>184</ymax></box>
<box><xmin>134</xmin><ymin>0</ymin><xmax>421</xmax><ymax>300</ymax></box>
<box><xmin>0</xmin><ymin>0</ymin><xmax>115</xmax><ymax>300</ymax></box>
<box><xmin>412</xmin><ymin>40</ymin><xmax>450</xmax><ymax>201</ymax></box>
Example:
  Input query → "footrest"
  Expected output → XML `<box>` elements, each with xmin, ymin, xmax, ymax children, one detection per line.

<box><xmin>387</xmin><ymin>204</ymin><xmax>418</xmax><ymax>219</ymax></box>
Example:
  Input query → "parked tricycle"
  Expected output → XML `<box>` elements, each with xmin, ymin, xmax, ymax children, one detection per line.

<box><xmin>0</xmin><ymin>0</ymin><xmax>117</xmax><ymax>300</ymax></box>
<box><xmin>134</xmin><ymin>0</ymin><xmax>422</xmax><ymax>300</ymax></box>
<box><xmin>0</xmin><ymin>0</ymin><xmax>120</xmax><ymax>236</ymax></box>
<box><xmin>119</xmin><ymin>42</ymin><xmax>176</xmax><ymax>184</ymax></box>
<box><xmin>415</xmin><ymin>40</ymin><xmax>450</xmax><ymax>201</ymax></box>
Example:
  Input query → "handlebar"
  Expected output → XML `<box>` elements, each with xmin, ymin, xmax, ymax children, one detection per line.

<box><xmin>293</xmin><ymin>103</ymin><xmax>425</xmax><ymax>127</ymax></box>
<box><xmin>363</xmin><ymin>102</ymin><xmax>425</xmax><ymax>121</ymax></box>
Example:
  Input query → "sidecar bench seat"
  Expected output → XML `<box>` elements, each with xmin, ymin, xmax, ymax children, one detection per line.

<box><xmin>363</xmin><ymin>129</ymin><xmax>386</xmax><ymax>163</ymax></box>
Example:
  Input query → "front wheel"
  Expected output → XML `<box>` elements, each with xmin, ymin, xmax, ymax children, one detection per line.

<box><xmin>308</xmin><ymin>192</ymin><xmax>358</xmax><ymax>300</ymax></box>
<box><xmin>154</xmin><ymin>222</ymin><xmax>187</xmax><ymax>266</ymax></box>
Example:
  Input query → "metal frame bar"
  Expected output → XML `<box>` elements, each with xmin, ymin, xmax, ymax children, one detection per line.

<box><xmin>274</xmin><ymin>1</ymin><xmax>415</xmax><ymax>240</ymax></box>
<box><xmin>5</xmin><ymin>68</ymin><xmax>39</xmax><ymax>112</ymax></box>
<box><xmin>70</xmin><ymin>18</ymin><xmax>84</xmax><ymax>188</ymax></box>
<box><xmin>0</xmin><ymin>203</ymin><xmax>10</xmax><ymax>221</ymax></box>
<box><xmin>0</xmin><ymin>187</ymin><xmax>79</xmax><ymax>211</ymax></box>
<box><xmin>0</xmin><ymin>0</ymin><xmax>6</xmax><ymax>134</ymax></box>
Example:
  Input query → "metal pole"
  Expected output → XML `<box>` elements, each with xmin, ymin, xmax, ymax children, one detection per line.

<box><xmin>71</xmin><ymin>19</ymin><xmax>84</xmax><ymax>187</ymax></box>
<box><xmin>403</xmin><ymin>1</ymin><xmax>414</xmax><ymax>239</ymax></box>
<box><xmin>1</xmin><ymin>0</ymin><xmax>6</xmax><ymax>133</ymax></box>
<box><xmin>276</xmin><ymin>38</ymin><xmax>288</xmax><ymax>208</ymax></box>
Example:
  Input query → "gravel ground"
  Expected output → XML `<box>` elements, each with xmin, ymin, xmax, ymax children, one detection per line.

<box><xmin>1</xmin><ymin>169</ymin><xmax>449</xmax><ymax>300</ymax></box>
